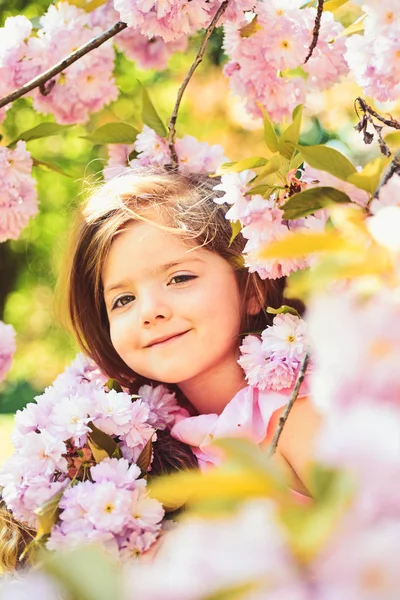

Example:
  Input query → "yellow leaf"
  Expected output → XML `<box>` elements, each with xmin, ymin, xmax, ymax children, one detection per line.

<box><xmin>87</xmin><ymin>438</ymin><xmax>110</xmax><ymax>463</ymax></box>
<box><xmin>336</xmin><ymin>14</ymin><xmax>366</xmax><ymax>38</ymax></box>
<box><xmin>258</xmin><ymin>231</ymin><xmax>344</xmax><ymax>260</ymax></box>
<box><xmin>239</xmin><ymin>16</ymin><xmax>262</xmax><ymax>38</ymax></box>
<box><xmin>323</xmin><ymin>0</ymin><xmax>349</xmax><ymax>11</ymax></box>
<box><xmin>34</xmin><ymin>490</ymin><xmax>64</xmax><ymax>538</ymax></box>
<box><xmin>347</xmin><ymin>157</ymin><xmax>389</xmax><ymax>195</ymax></box>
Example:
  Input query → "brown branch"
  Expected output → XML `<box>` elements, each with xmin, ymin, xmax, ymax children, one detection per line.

<box><xmin>0</xmin><ymin>21</ymin><xmax>127</xmax><ymax>110</ymax></box>
<box><xmin>373</xmin><ymin>149</ymin><xmax>400</xmax><ymax>199</ymax></box>
<box><xmin>304</xmin><ymin>0</ymin><xmax>324</xmax><ymax>64</ymax></box>
<box><xmin>167</xmin><ymin>0</ymin><xmax>231</xmax><ymax>169</ymax></box>
<box><xmin>268</xmin><ymin>352</ymin><xmax>310</xmax><ymax>457</ymax></box>
<box><xmin>354</xmin><ymin>97</ymin><xmax>400</xmax><ymax>157</ymax></box>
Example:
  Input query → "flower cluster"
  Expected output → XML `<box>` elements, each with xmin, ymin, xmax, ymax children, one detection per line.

<box><xmin>213</xmin><ymin>170</ymin><xmax>308</xmax><ymax>279</ymax></box>
<box><xmin>16</xmin><ymin>3</ymin><xmax>118</xmax><ymax>124</ymax></box>
<box><xmin>103</xmin><ymin>125</ymin><xmax>227</xmax><ymax>179</ymax></box>
<box><xmin>0</xmin><ymin>354</ymin><xmax>186</xmax><ymax>560</ymax></box>
<box><xmin>0</xmin><ymin>16</ymin><xmax>32</xmax><ymax>123</ymax></box>
<box><xmin>238</xmin><ymin>313</ymin><xmax>308</xmax><ymax>391</ymax></box>
<box><xmin>0</xmin><ymin>141</ymin><xmax>38</xmax><ymax>242</ymax></box>
<box><xmin>0</xmin><ymin>321</ymin><xmax>16</xmax><ymax>383</ymax></box>
<box><xmin>113</xmin><ymin>0</ymin><xmax>255</xmax><ymax>44</ymax></box>
<box><xmin>223</xmin><ymin>0</ymin><xmax>348</xmax><ymax>121</ymax></box>
<box><xmin>345</xmin><ymin>0</ymin><xmax>400</xmax><ymax>101</ymax></box>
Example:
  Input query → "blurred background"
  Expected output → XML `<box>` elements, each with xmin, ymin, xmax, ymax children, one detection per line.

<box><xmin>0</xmin><ymin>0</ymin><xmax>397</xmax><ymax>462</ymax></box>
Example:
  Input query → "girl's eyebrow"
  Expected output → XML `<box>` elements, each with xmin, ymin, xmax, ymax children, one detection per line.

<box><xmin>104</xmin><ymin>257</ymin><xmax>203</xmax><ymax>296</ymax></box>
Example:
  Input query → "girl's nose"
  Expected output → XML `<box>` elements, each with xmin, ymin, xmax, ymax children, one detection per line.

<box><xmin>139</xmin><ymin>292</ymin><xmax>172</xmax><ymax>326</ymax></box>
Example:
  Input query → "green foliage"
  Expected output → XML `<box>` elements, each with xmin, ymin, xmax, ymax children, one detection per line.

<box><xmin>278</xmin><ymin>104</ymin><xmax>303</xmax><ymax>160</ymax></box>
<box><xmin>136</xmin><ymin>436</ymin><xmax>154</xmax><ymax>476</ymax></box>
<box><xmin>219</xmin><ymin>156</ymin><xmax>267</xmax><ymax>173</ymax></box>
<box><xmin>229</xmin><ymin>220</ymin><xmax>242</xmax><ymax>246</ymax></box>
<box><xmin>82</xmin><ymin>122</ymin><xmax>139</xmax><ymax>145</ymax></box>
<box><xmin>297</xmin><ymin>144</ymin><xmax>357</xmax><ymax>180</ymax></box>
<box><xmin>139</xmin><ymin>81</ymin><xmax>168</xmax><ymax>137</ymax></box>
<box><xmin>266</xmin><ymin>305</ymin><xmax>301</xmax><ymax>318</ymax></box>
<box><xmin>9</xmin><ymin>123</ymin><xmax>71</xmax><ymax>147</ymax></box>
<box><xmin>282</xmin><ymin>187</ymin><xmax>351</xmax><ymax>219</ymax></box>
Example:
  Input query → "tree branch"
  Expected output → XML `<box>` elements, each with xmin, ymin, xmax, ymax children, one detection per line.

<box><xmin>167</xmin><ymin>1</ymin><xmax>231</xmax><ymax>169</ymax></box>
<box><xmin>0</xmin><ymin>21</ymin><xmax>127</xmax><ymax>110</ymax></box>
<box><xmin>373</xmin><ymin>149</ymin><xmax>400</xmax><ymax>199</ymax></box>
<box><xmin>268</xmin><ymin>352</ymin><xmax>310</xmax><ymax>457</ymax></box>
<box><xmin>354</xmin><ymin>97</ymin><xmax>400</xmax><ymax>157</ymax></box>
<box><xmin>304</xmin><ymin>0</ymin><xmax>324</xmax><ymax>64</ymax></box>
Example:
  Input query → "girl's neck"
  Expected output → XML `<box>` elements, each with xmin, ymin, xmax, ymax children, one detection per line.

<box><xmin>177</xmin><ymin>358</ymin><xmax>247</xmax><ymax>416</ymax></box>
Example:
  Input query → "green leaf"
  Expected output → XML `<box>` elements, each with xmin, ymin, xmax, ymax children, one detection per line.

<box><xmin>247</xmin><ymin>184</ymin><xmax>272</xmax><ymax>196</ymax></box>
<box><xmin>31</xmin><ymin>157</ymin><xmax>72</xmax><ymax>178</ymax></box>
<box><xmin>34</xmin><ymin>490</ymin><xmax>64</xmax><ymax>538</ymax></box>
<box><xmin>105</xmin><ymin>378</ymin><xmax>123</xmax><ymax>393</ymax></box>
<box><xmin>254</xmin><ymin>155</ymin><xmax>283</xmax><ymax>182</ymax></box>
<box><xmin>218</xmin><ymin>156</ymin><xmax>267</xmax><ymax>174</ymax></box>
<box><xmin>279</xmin><ymin>104</ymin><xmax>303</xmax><ymax>160</ymax></box>
<box><xmin>297</xmin><ymin>144</ymin><xmax>357</xmax><ymax>181</ymax></box>
<box><xmin>259</xmin><ymin>105</ymin><xmax>279</xmax><ymax>153</ymax></box>
<box><xmin>282</xmin><ymin>186</ymin><xmax>351</xmax><ymax>220</ymax></box>
<box><xmin>139</xmin><ymin>82</ymin><xmax>168</xmax><ymax>138</ymax></box>
<box><xmin>44</xmin><ymin>545</ymin><xmax>124</xmax><ymax>600</ymax></box>
<box><xmin>266</xmin><ymin>305</ymin><xmax>301</xmax><ymax>318</ymax></box>
<box><xmin>82</xmin><ymin>123</ymin><xmax>139</xmax><ymax>145</ymax></box>
<box><xmin>87</xmin><ymin>421</ymin><xmax>122</xmax><ymax>462</ymax></box>
<box><xmin>229</xmin><ymin>220</ymin><xmax>242</xmax><ymax>246</ymax></box>
<box><xmin>136</xmin><ymin>436</ymin><xmax>154</xmax><ymax>476</ymax></box>
<box><xmin>9</xmin><ymin>123</ymin><xmax>71</xmax><ymax>147</ymax></box>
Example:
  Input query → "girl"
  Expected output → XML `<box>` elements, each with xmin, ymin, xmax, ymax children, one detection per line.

<box><xmin>67</xmin><ymin>168</ymin><xmax>320</xmax><ymax>492</ymax></box>
<box><xmin>0</xmin><ymin>168</ymin><xmax>320</xmax><ymax>570</ymax></box>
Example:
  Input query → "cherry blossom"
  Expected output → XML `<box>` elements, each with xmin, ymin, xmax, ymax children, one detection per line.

<box><xmin>0</xmin><ymin>142</ymin><xmax>38</xmax><ymax>242</ymax></box>
<box><xmin>0</xmin><ymin>321</ymin><xmax>16</xmax><ymax>383</ymax></box>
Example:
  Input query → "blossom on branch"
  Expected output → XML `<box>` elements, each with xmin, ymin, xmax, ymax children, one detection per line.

<box><xmin>223</xmin><ymin>1</ymin><xmax>348</xmax><ymax>120</ymax></box>
<box><xmin>20</xmin><ymin>3</ymin><xmax>118</xmax><ymax>124</ymax></box>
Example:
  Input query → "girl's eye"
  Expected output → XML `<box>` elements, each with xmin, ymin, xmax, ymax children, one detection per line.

<box><xmin>169</xmin><ymin>274</ymin><xmax>197</xmax><ymax>285</ymax></box>
<box><xmin>112</xmin><ymin>295</ymin><xmax>136</xmax><ymax>310</ymax></box>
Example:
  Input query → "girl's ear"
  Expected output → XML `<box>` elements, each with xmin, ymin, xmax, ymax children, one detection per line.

<box><xmin>246</xmin><ymin>294</ymin><xmax>264</xmax><ymax>316</ymax></box>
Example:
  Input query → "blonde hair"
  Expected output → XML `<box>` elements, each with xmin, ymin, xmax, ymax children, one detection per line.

<box><xmin>0</xmin><ymin>502</ymin><xmax>35</xmax><ymax>571</ymax></box>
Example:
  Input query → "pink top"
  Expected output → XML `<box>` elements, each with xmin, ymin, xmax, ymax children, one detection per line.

<box><xmin>171</xmin><ymin>384</ymin><xmax>308</xmax><ymax>470</ymax></box>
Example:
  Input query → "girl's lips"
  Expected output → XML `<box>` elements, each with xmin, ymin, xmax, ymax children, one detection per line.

<box><xmin>147</xmin><ymin>330</ymin><xmax>190</xmax><ymax>348</ymax></box>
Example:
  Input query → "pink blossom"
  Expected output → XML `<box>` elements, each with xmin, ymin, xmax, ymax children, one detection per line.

<box><xmin>48</xmin><ymin>394</ymin><xmax>92</xmax><ymax>445</ymax></box>
<box><xmin>238</xmin><ymin>315</ymin><xmax>307</xmax><ymax>391</ymax></box>
<box><xmin>261</xmin><ymin>313</ymin><xmax>307</xmax><ymax>361</ymax></box>
<box><xmin>119</xmin><ymin>529</ymin><xmax>159</xmax><ymax>561</ymax></box>
<box><xmin>241</xmin><ymin>196</ymin><xmax>307</xmax><ymax>279</ymax></box>
<box><xmin>0</xmin><ymin>16</ymin><xmax>32</xmax><ymax>123</ymax></box>
<box><xmin>0</xmin><ymin>142</ymin><xmax>38</xmax><ymax>242</ymax></box>
<box><xmin>345</xmin><ymin>2</ymin><xmax>400</xmax><ymax>102</ymax></box>
<box><xmin>138</xmin><ymin>384</ymin><xmax>188</xmax><ymax>430</ymax></box>
<box><xmin>133</xmin><ymin>125</ymin><xmax>170</xmax><ymax>167</ymax></box>
<box><xmin>117</xmin><ymin>28</ymin><xmax>188</xmax><ymax>70</ymax></box>
<box><xmin>84</xmin><ymin>482</ymin><xmax>133</xmax><ymax>533</ymax></box>
<box><xmin>175</xmin><ymin>135</ymin><xmax>227</xmax><ymax>173</ymax></box>
<box><xmin>127</xmin><ymin>499</ymin><xmax>306</xmax><ymax>599</ymax></box>
<box><xmin>0</xmin><ymin>321</ymin><xmax>16</xmax><ymax>383</ymax></box>
<box><xmin>131</xmin><ymin>489</ymin><xmax>165</xmax><ymax>530</ymax></box>
<box><xmin>113</xmin><ymin>0</ymin><xmax>212</xmax><ymax>43</ymax></box>
<box><xmin>91</xmin><ymin>457</ymin><xmax>142</xmax><ymax>490</ymax></box>
<box><xmin>121</xmin><ymin>399</ymin><xmax>155</xmax><ymax>450</ymax></box>
<box><xmin>213</xmin><ymin>170</ymin><xmax>255</xmax><ymax>222</ymax></box>
<box><xmin>92</xmin><ymin>388</ymin><xmax>138</xmax><ymax>436</ymax></box>
<box><xmin>103</xmin><ymin>144</ymin><xmax>132</xmax><ymax>181</ymax></box>
<box><xmin>24</xmin><ymin>3</ymin><xmax>118</xmax><ymax>124</ymax></box>
<box><xmin>308</xmin><ymin>287</ymin><xmax>400</xmax><ymax>413</ymax></box>
<box><xmin>223</xmin><ymin>1</ymin><xmax>348</xmax><ymax>120</ymax></box>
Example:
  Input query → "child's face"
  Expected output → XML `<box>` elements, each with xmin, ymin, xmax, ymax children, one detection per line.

<box><xmin>102</xmin><ymin>217</ymin><xmax>243</xmax><ymax>392</ymax></box>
